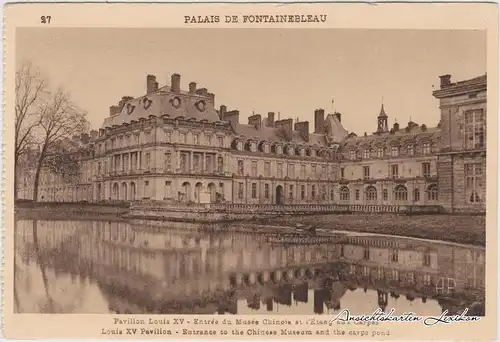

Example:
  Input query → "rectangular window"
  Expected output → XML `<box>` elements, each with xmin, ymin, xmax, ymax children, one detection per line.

<box><xmin>277</xmin><ymin>163</ymin><xmax>283</xmax><ymax>178</ymax></box>
<box><xmin>465</xmin><ymin>109</ymin><xmax>485</xmax><ymax>149</ymax></box>
<box><xmin>289</xmin><ymin>185</ymin><xmax>294</xmax><ymax>199</ymax></box>
<box><xmin>340</xmin><ymin>167</ymin><xmax>345</xmax><ymax>179</ymax></box>
<box><xmin>390</xmin><ymin>249</ymin><xmax>399</xmax><ymax>263</ymax></box>
<box><xmin>465</xmin><ymin>164</ymin><xmax>484</xmax><ymax>203</ymax></box>
<box><xmin>98</xmin><ymin>162</ymin><xmax>102</xmax><ymax>174</ymax></box>
<box><xmin>355</xmin><ymin>189</ymin><xmax>360</xmax><ymax>200</ymax></box>
<box><xmin>264</xmin><ymin>184</ymin><xmax>269</xmax><ymax>199</ymax></box>
<box><xmin>311</xmin><ymin>185</ymin><xmax>316</xmax><ymax>199</ymax></box>
<box><xmin>407</xmin><ymin>145</ymin><xmax>414</xmax><ymax>156</ymax></box>
<box><xmin>300</xmin><ymin>185</ymin><xmax>305</xmax><ymax>200</ymax></box>
<box><xmin>350</xmin><ymin>150</ymin><xmax>356</xmax><ymax>160</ymax></box>
<box><xmin>422</xmin><ymin>162</ymin><xmax>431</xmax><ymax>177</ymax></box>
<box><xmin>377</xmin><ymin>147</ymin><xmax>384</xmax><ymax>158</ymax></box>
<box><xmin>205</xmin><ymin>155</ymin><xmax>213</xmax><ymax>173</ymax></box>
<box><xmin>363</xmin><ymin>149</ymin><xmax>370</xmax><ymax>159</ymax></box>
<box><xmin>193</xmin><ymin>154</ymin><xmax>201</xmax><ymax>172</ymax></box>
<box><xmin>164</xmin><ymin>181</ymin><xmax>172</xmax><ymax>199</ymax></box>
<box><xmin>391</xmin><ymin>164</ymin><xmax>399</xmax><ymax>179</ymax></box>
<box><xmin>205</xmin><ymin>134</ymin><xmax>212</xmax><ymax>145</ymax></box>
<box><xmin>251</xmin><ymin>161</ymin><xmax>257</xmax><ymax>177</ymax></box>
<box><xmin>180</xmin><ymin>133</ymin><xmax>186</xmax><ymax>144</ymax></box>
<box><xmin>193</xmin><ymin>134</ymin><xmax>200</xmax><ymax>145</ymax></box>
<box><xmin>180</xmin><ymin>153</ymin><xmax>187</xmax><ymax>172</ymax></box>
<box><xmin>238</xmin><ymin>182</ymin><xmax>244</xmax><ymax>199</ymax></box>
<box><xmin>422</xmin><ymin>142</ymin><xmax>431</xmax><ymax>155</ymax></box>
<box><xmin>264</xmin><ymin>162</ymin><xmax>270</xmax><ymax>177</ymax></box>
<box><xmin>363</xmin><ymin>248</ymin><xmax>370</xmax><ymax>260</ymax></box>
<box><xmin>145</xmin><ymin>153</ymin><xmax>150</xmax><ymax>169</ymax></box>
<box><xmin>164</xmin><ymin>153</ymin><xmax>172</xmax><ymax>171</ymax></box>
<box><xmin>288</xmin><ymin>164</ymin><xmax>295</xmax><ymax>178</ymax></box>
<box><xmin>321</xmin><ymin>166</ymin><xmax>327</xmax><ymax>179</ymax></box>
<box><xmin>311</xmin><ymin>165</ymin><xmax>317</xmax><ymax>177</ymax></box>
<box><xmin>391</xmin><ymin>146</ymin><xmax>399</xmax><ymax>157</ymax></box>
<box><xmin>300</xmin><ymin>165</ymin><xmax>305</xmax><ymax>179</ymax></box>
<box><xmin>218</xmin><ymin>136</ymin><xmax>224</xmax><ymax>147</ymax></box>
<box><xmin>217</xmin><ymin>157</ymin><xmax>224</xmax><ymax>173</ymax></box>
<box><xmin>423</xmin><ymin>251</ymin><xmax>432</xmax><ymax>267</ymax></box>
<box><xmin>251</xmin><ymin>183</ymin><xmax>257</xmax><ymax>199</ymax></box>
<box><xmin>363</xmin><ymin>166</ymin><xmax>370</xmax><ymax>179</ymax></box>
<box><xmin>237</xmin><ymin>160</ymin><xmax>244</xmax><ymax>176</ymax></box>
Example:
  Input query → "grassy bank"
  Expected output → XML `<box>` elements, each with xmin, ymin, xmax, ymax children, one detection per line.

<box><xmin>258</xmin><ymin>213</ymin><xmax>486</xmax><ymax>246</ymax></box>
<box><xmin>15</xmin><ymin>202</ymin><xmax>128</xmax><ymax>222</ymax></box>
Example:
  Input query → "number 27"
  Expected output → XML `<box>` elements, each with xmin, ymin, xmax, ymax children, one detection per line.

<box><xmin>41</xmin><ymin>16</ymin><xmax>51</xmax><ymax>24</ymax></box>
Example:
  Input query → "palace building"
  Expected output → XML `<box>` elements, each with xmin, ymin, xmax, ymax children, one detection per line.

<box><xmin>18</xmin><ymin>72</ymin><xmax>487</xmax><ymax>213</ymax></box>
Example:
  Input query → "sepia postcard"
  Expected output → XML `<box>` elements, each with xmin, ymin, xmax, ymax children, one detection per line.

<box><xmin>2</xmin><ymin>2</ymin><xmax>499</xmax><ymax>341</ymax></box>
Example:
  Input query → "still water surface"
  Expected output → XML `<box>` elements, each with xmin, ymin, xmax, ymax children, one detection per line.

<box><xmin>14</xmin><ymin>219</ymin><xmax>485</xmax><ymax>316</ymax></box>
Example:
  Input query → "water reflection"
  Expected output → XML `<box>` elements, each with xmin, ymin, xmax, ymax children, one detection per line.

<box><xmin>14</xmin><ymin>219</ymin><xmax>485</xmax><ymax>316</ymax></box>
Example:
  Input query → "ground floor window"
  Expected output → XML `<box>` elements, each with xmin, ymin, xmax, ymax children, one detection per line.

<box><xmin>340</xmin><ymin>187</ymin><xmax>349</xmax><ymax>201</ymax></box>
<box><xmin>394</xmin><ymin>185</ymin><xmax>408</xmax><ymax>201</ymax></box>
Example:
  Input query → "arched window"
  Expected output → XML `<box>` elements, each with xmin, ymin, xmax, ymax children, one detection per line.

<box><xmin>365</xmin><ymin>186</ymin><xmax>377</xmax><ymax>201</ymax></box>
<box><xmin>394</xmin><ymin>185</ymin><xmax>408</xmax><ymax>201</ymax></box>
<box><xmin>413</xmin><ymin>188</ymin><xmax>420</xmax><ymax>202</ymax></box>
<box><xmin>340</xmin><ymin>187</ymin><xmax>350</xmax><ymax>201</ymax></box>
<box><xmin>330</xmin><ymin>188</ymin><xmax>335</xmax><ymax>201</ymax></box>
<box><xmin>427</xmin><ymin>184</ymin><xmax>438</xmax><ymax>201</ymax></box>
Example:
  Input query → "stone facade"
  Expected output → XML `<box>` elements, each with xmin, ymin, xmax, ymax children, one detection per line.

<box><xmin>18</xmin><ymin>72</ymin><xmax>487</xmax><ymax>213</ymax></box>
<box><xmin>433</xmin><ymin>74</ymin><xmax>487</xmax><ymax>212</ymax></box>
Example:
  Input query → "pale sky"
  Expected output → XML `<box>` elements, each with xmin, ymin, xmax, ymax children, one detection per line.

<box><xmin>16</xmin><ymin>28</ymin><xmax>486</xmax><ymax>135</ymax></box>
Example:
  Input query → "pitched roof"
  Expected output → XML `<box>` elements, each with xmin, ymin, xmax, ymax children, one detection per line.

<box><xmin>102</xmin><ymin>85</ymin><xmax>219</xmax><ymax>128</ymax></box>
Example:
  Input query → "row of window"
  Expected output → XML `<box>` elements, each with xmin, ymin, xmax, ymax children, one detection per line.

<box><xmin>96</xmin><ymin>130</ymin><xmax>226</xmax><ymax>155</ymax></box>
<box><xmin>349</xmin><ymin>143</ymin><xmax>433</xmax><ymax>161</ymax></box>
<box><xmin>237</xmin><ymin>160</ymin><xmax>332</xmax><ymax>179</ymax></box>
<box><xmin>235</xmin><ymin>140</ymin><xmax>334</xmax><ymax>159</ymax></box>
<box><xmin>235</xmin><ymin>183</ymin><xmax>439</xmax><ymax>202</ymax></box>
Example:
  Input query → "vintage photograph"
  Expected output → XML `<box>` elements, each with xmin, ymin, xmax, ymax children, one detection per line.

<box><xmin>12</xmin><ymin>27</ymin><xmax>488</xmax><ymax>319</ymax></box>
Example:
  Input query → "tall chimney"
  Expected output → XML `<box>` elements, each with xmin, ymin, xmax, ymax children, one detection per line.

<box><xmin>224</xmin><ymin>110</ymin><xmax>240</xmax><ymax>129</ymax></box>
<box><xmin>219</xmin><ymin>105</ymin><xmax>227</xmax><ymax>120</ymax></box>
<box><xmin>196</xmin><ymin>88</ymin><xmax>208</xmax><ymax>96</ymax></box>
<box><xmin>393</xmin><ymin>122</ymin><xmax>400</xmax><ymax>132</ymax></box>
<box><xmin>267</xmin><ymin>112</ymin><xmax>275</xmax><ymax>127</ymax></box>
<box><xmin>189</xmin><ymin>82</ymin><xmax>197</xmax><ymax>94</ymax></box>
<box><xmin>171</xmin><ymin>74</ymin><xmax>181</xmax><ymax>93</ymax></box>
<box><xmin>314</xmin><ymin>109</ymin><xmax>325</xmax><ymax>134</ymax></box>
<box><xmin>109</xmin><ymin>105</ymin><xmax>121</xmax><ymax>116</ymax></box>
<box><xmin>146</xmin><ymin>75</ymin><xmax>158</xmax><ymax>94</ymax></box>
<box><xmin>275</xmin><ymin>119</ymin><xmax>293</xmax><ymax>140</ymax></box>
<box><xmin>439</xmin><ymin>74</ymin><xmax>451</xmax><ymax>88</ymax></box>
<box><xmin>248</xmin><ymin>114</ymin><xmax>262</xmax><ymax>130</ymax></box>
<box><xmin>294</xmin><ymin>121</ymin><xmax>310</xmax><ymax>141</ymax></box>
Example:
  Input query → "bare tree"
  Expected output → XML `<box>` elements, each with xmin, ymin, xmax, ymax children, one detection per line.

<box><xmin>32</xmin><ymin>88</ymin><xmax>89</xmax><ymax>202</ymax></box>
<box><xmin>15</xmin><ymin>63</ymin><xmax>47</xmax><ymax>199</ymax></box>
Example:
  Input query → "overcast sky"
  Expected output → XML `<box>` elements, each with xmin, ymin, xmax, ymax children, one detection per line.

<box><xmin>16</xmin><ymin>28</ymin><xmax>486</xmax><ymax>135</ymax></box>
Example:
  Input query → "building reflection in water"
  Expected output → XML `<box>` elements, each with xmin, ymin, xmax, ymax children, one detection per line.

<box><xmin>14</xmin><ymin>219</ymin><xmax>485</xmax><ymax>316</ymax></box>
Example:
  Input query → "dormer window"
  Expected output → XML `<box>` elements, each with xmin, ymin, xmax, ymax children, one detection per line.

<box><xmin>299</xmin><ymin>148</ymin><xmax>305</xmax><ymax>157</ymax></box>
<box><xmin>288</xmin><ymin>147</ymin><xmax>294</xmax><ymax>156</ymax></box>
<box><xmin>263</xmin><ymin>144</ymin><xmax>270</xmax><ymax>153</ymax></box>
<box><xmin>377</xmin><ymin>147</ymin><xmax>384</xmax><ymax>158</ymax></box>
<box><xmin>407</xmin><ymin>144</ymin><xmax>414</xmax><ymax>156</ymax></box>
<box><xmin>422</xmin><ymin>142</ymin><xmax>431</xmax><ymax>155</ymax></box>
<box><xmin>277</xmin><ymin>145</ymin><xmax>283</xmax><ymax>155</ymax></box>
<box><xmin>237</xmin><ymin>141</ymin><xmax>243</xmax><ymax>151</ymax></box>
<box><xmin>251</xmin><ymin>142</ymin><xmax>257</xmax><ymax>152</ymax></box>
<box><xmin>363</xmin><ymin>149</ymin><xmax>370</xmax><ymax>159</ymax></box>
<box><xmin>391</xmin><ymin>146</ymin><xmax>399</xmax><ymax>157</ymax></box>
<box><xmin>311</xmin><ymin>149</ymin><xmax>316</xmax><ymax>157</ymax></box>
